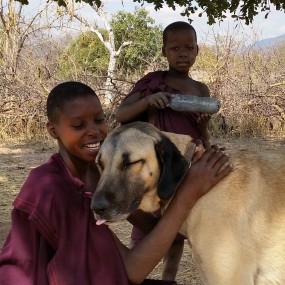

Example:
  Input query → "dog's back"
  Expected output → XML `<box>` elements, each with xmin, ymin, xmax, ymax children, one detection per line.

<box><xmin>184</xmin><ymin>149</ymin><xmax>285</xmax><ymax>285</ymax></box>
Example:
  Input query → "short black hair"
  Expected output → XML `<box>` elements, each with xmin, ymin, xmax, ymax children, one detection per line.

<box><xmin>47</xmin><ymin>81</ymin><xmax>98</xmax><ymax>123</ymax></box>
<box><xmin>163</xmin><ymin>21</ymin><xmax>197</xmax><ymax>45</ymax></box>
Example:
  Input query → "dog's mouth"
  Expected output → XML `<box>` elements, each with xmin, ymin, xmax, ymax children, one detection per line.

<box><xmin>93</xmin><ymin>211</ymin><xmax>130</xmax><ymax>225</ymax></box>
<box><xmin>94</xmin><ymin>214</ymin><xmax>107</xmax><ymax>225</ymax></box>
<box><xmin>93</xmin><ymin>198</ymin><xmax>142</xmax><ymax>226</ymax></box>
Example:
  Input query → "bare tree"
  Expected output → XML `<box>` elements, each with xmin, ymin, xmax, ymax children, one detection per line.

<box><xmin>0</xmin><ymin>0</ymin><xmax>73</xmax><ymax>140</ymax></box>
<box><xmin>194</xmin><ymin>26</ymin><xmax>285</xmax><ymax>136</ymax></box>
<box><xmin>59</xmin><ymin>0</ymin><xmax>132</xmax><ymax>105</ymax></box>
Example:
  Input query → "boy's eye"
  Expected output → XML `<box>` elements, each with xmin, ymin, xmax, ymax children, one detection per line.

<box><xmin>72</xmin><ymin>123</ymin><xmax>84</xmax><ymax>129</ymax></box>
<box><xmin>95</xmin><ymin>116</ymin><xmax>106</xmax><ymax>123</ymax></box>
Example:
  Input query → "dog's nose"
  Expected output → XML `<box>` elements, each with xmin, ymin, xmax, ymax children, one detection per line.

<box><xmin>91</xmin><ymin>194</ymin><xmax>110</xmax><ymax>214</ymax></box>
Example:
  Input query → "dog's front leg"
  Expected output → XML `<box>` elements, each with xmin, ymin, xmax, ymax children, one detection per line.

<box><xmin>162</xmin><ymin>237</ymin><xmax>184</xmax><ymax>281</ymax></box>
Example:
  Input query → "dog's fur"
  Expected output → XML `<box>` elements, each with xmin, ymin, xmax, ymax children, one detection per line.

<box><xmin>91</xmin><ymin>121</ymin><xmax>285</xmax><ymax>285</ymax></box>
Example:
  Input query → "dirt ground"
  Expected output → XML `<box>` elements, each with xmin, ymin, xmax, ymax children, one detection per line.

<box><xmin>1</xmin><ymin>136</ymin><xmax>285</xmax><ymax>284</ymax></box>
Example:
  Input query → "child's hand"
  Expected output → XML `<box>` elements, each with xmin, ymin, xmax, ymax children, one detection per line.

<box><xmin>184</xmin><ymin>148</ymin><xmax>232</xmax><ymax>201</ymax></box>
<box><xmin>197</xmin><ymin>113</ymin><xmax>211</xmax><ymax>125</ymax></box>
<box><xmin>146</xmin><ymin>92</ymin><xmax>172</xmax><ymax>109</ymax></box>
<box><xmin>210</xmin><ymin>144</ymin><xmax>226</xmax><ymax>152</ymax></box>
<box><xmin>190</xmin><ymin>139</ymin><xmax>205</xmax><ymax>163</ymax></box>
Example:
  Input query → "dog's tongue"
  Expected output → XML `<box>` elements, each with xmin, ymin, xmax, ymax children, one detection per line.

<box><xmin>96</xmin><ymin>219</ymin><xmax>107</xmax><ymax>226</ymax></box>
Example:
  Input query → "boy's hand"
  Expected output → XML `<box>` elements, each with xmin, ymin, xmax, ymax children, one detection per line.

<box><xmin>211</xmin><ymin>144</ymin><xmax>226</xmax><ymax>152</ymax></box>
<box><xmin>146</xmin><ymin>92</ymin><xmax>172</xmax><ymax>109</ymax></box>
<box><xmin>186</xmin><ymin>148</ymin><xmax>232</xmax><ymax>201</ymax></box>
<box><xmin>197</xmin><ymin>113</ymin><xmax>211</xmax><ymax>125</ymax></box>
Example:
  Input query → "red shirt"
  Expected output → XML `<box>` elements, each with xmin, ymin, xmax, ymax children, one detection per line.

<box><xmin>127</xmin><ymin>71</ymin><xmax>204</xmax><ymax>141</ymax></box>
<box><xmin>0</xmin><ymin>153</ymin><xmax>130</xmax><ymax>285</ymax></box>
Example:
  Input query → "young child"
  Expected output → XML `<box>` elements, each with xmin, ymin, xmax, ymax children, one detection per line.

<box><xmin>115</xmin><ymin>21</ymin><xmax>213</xmax><ymax>280</ymax></box>
<box><xmin>0</xmin><ymin>81</ymin><xmax>231</xmax><ymax>285</ymax></box>
<box><xmin>115</xmin><ymin>21</ymin><xmax>212</xmax><ymax>148</ymax></box>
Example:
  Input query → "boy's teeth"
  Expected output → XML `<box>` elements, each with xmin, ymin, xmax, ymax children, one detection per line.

<box><xmin>86</xmin><ymin>143</ymin><xmax>100</xmax><ymax>148</ymax></box>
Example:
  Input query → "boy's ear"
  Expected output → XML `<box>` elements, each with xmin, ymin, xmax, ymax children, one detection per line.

<box><xmin>162</xmin><ymin>46</ymin><xmax>166</xmax><ymax>57</ymax></box>
<box><xmin>46</xmin><ymin>122</ymin><xmax>58</xmax><ymax>139</ymax></box>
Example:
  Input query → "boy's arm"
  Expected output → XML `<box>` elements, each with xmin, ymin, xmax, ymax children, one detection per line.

<box><xmin>114</xmin><ymin>149</ymin><xmax>232</xmax><ymax>284</ymax></box>
<box><xmin>197</xmin><ymin>117</ymin><xmax>211</xmax><ymax>149</ymax></box>
<box><xmin>116</xmin><ymin>91</ymin><xmax>149</xmax><ymax>123</ymax></box>
<box><xmin>116</xmin><ymin>92</ymin><xmax>172</xmax><ymax>124</ymax></box>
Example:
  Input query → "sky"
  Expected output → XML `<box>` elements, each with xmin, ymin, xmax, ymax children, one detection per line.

<box><xmin>21</xmin><ymin>0</ymin><xmax>285</xmax><ymax>45</ymax></box>
<box><xmin>100</xmin><ymin>0</ymin><xmax>285</xmax><ymax>44</ymax></box>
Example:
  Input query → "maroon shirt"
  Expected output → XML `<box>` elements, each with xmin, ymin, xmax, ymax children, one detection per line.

<box><xmin>127</xmin><ymin>70</ymin><xmax>204</xmax><ymax>141</ymax></box>
<box><xmin>0</xmin><ymin>153</ymin><xmax>130</xmax><ymax>285</ymax></box>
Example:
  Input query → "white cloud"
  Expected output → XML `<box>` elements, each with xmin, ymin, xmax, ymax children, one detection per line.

<box><xmin>47</xmin><ymin>0</ymin><xmax>285</xmax><ymax>42</ymax></box>
<box><xmin>278</xmin><ymin>24</ymin><xmax>285</xmax><ymax>35</ymax></box>
<box><xmin>104</xmin><ymin>1</ymin><xmax>285</xmax><ymax>41</ymax></box>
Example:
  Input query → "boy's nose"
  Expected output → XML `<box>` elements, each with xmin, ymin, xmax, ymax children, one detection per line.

<box><xmin>178</xmin><ymin>50</ymin><xmax>188</xmax><ymax>57</ymax></box>
<box><xmin>86</xmin><ymin>123</ymin><xmax>99</xmax><ymax>136</ymax></box>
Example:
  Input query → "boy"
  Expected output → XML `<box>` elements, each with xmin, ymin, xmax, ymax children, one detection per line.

<box><xmin>115</xmin><ymin>21</ymin><xmax>211</xmax><ymax>148</ymax></box>
<box><xmin>0</xmin><ymin>81</ymin><xmax>230</xmax><ymax>285</ymax></box>
<box><xmin>116</xmin><ymin>21</ymin><xmax>212</xmax><ymax>280</ymax></box>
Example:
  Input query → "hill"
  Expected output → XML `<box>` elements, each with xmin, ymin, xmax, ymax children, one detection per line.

<box><xmin>254</xmin><ymin>34</ymin><xmax>285</xmax><ymax>48</ymax></box>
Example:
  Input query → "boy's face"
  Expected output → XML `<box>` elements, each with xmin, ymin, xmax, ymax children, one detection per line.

<box><xmin>47</xmin><ymin>95</ymin><xmax>108</xmax><ymax>164</ymax></box>
<box><xmin>162</xmin><ymin>29</ymin><xmax>198</xmax><ymax>73</ymax></box>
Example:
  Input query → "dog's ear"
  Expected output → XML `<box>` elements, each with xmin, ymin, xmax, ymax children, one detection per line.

<box><xmin>155</xmin><ymin>135</ymin><xmax>189</xmax><ymax>200</ymax></box>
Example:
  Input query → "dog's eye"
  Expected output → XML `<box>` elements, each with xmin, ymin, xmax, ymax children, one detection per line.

<box><xmin>124</xmin><ymin>160</ymin><xmax>144</xmax><ymax>169</ymax></box>
<box><xmin>124</xmin><ymin>162</ymin><xmax>133</xmax><ymax>170</ymax></box>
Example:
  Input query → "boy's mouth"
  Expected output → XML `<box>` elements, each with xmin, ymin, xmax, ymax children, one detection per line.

<box><xmin>84</xmin><ymin>142</ymin><xmax>101</xmax><ymax>151</ymax></box>
<box><xmin>177</xmin><ymin>61</ymin><xmax>189</xmax><ymax>66</ymax></box>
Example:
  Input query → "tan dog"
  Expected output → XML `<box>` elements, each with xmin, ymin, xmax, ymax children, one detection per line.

<box><xmin>92</xmin><ymin>121</ymin><xmax>285</xmax><ymax>285</ymax></box>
